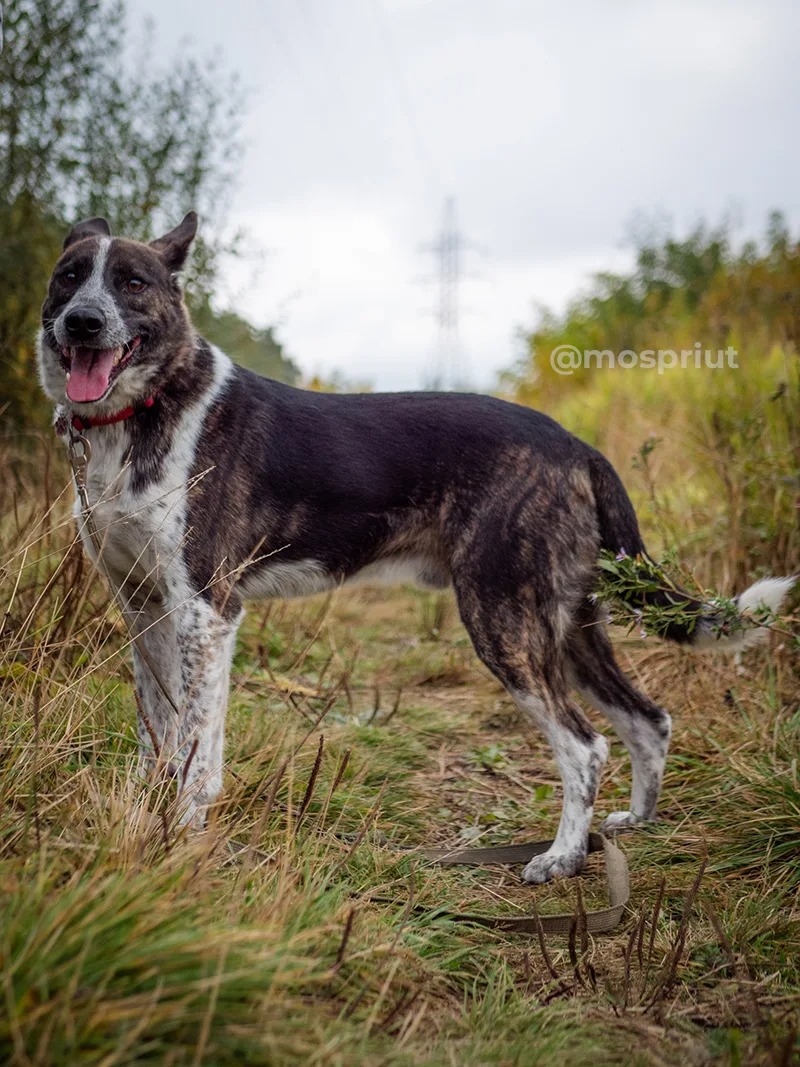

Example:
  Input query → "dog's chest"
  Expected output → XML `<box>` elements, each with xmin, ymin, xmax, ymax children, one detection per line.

<box><xmin>75</xmin><ymin>431</ymin><xmax>187</xmax><ymax>597</ymax></box>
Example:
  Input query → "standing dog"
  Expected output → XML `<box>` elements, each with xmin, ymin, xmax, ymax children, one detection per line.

<box><xmin>38</xmin><ymin>213</ymin><xmax>793</xmax><ymax>883</ymax></box>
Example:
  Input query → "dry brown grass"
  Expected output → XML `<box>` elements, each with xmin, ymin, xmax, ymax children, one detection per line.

<box><xmin>1</xmin><ymin>441</ymin><xmax>798</xmax><ymax>1066</ymax></box>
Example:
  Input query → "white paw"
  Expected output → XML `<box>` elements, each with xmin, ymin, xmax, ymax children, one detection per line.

<box><xmin>600</xmin><ymin>810</ymin><xmax>645</xmax><ymax>833</ymax></box>
<box><xmin>521</xmin><ymin>848</ymin><xmax>586</xmax><ymax>884</ymax></box>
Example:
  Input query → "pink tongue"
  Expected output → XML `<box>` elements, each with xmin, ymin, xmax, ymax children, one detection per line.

<box><xmin>66</xmin><ymin>347</ymin><xmax>118</xmax><ymax>403</ymax></box>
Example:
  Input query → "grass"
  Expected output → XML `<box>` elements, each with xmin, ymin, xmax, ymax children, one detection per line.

<box><xmin>1</xmin><ymin>442</ymin><xmax>799</xmax><ymax>1066</ymax></box>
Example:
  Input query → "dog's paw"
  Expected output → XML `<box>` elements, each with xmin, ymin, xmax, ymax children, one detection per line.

<box><xmin>600</xmin><ymin>810</ymin><xmax>646</xmax><ymax>834</ymax></box>
<box><xmin>521</xmin><ymin>848</ymin><xmax>586</xmax><ymax>884</ymax></box>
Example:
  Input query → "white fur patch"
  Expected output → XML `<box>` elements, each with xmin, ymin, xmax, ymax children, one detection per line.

<box><xmin>239</xmin><ymin>558</ymin><xmax>335</xmax><ymax>601</ymax></box>
<box><xmin>238</xmin><ymin>552</ymin><xmax>449</xmax><ymax>602</ymax></box>
<box><xmin>75</xmin><ymin>345</ymin><xmax>233</xmax><ymax>604</ymax></box>
<box><xmin>90</xmin><ymin>345</ymin><xmax>235</xmax><ymax>824</ymax></box>
<box><xmin>511</xmin><ymin>690</ymin><xmax>608</xmax><ymax>882</ymax></box>
<box><xmin>53</xmin><ymin>238</ymin><xmax>130</xmax><ymax>358</ymax></box>
<box><xmin>345</xmin><ymin>554</ymin><xmax>449</xmax><ymax>590</ymax></box>
<box><xmin>694</xmin><ymin>575</ymin><xmax>795</xmax><ymax>653</ymax></box>
<box><xmin>736</xmin><ymin>575</ymin><xmax>796</xmax><ymax>616</ymax></box>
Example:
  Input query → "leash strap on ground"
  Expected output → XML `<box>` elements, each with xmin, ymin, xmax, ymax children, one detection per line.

<box><xmin>415</xmin><ymin>831</ymin><xmax>629</xmax><ymax>935</ymax></box>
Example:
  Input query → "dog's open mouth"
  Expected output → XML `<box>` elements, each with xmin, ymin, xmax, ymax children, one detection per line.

<box><xmin>61</xmin><ymin>338</ymin><xmax>142</xmax><ymax>403</ymax></box>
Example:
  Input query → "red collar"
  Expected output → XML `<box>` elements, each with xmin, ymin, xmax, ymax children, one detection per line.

<box><xmin>70</xmin><ymin>394</ymin><xmax>157</xmax><ymax>432</ymax></box>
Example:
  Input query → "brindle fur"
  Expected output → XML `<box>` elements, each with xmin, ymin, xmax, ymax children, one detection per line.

<box><xmin>37</xmin><ymin>214</ymin><xmax>792</xmax><ymax>884</ymax></box>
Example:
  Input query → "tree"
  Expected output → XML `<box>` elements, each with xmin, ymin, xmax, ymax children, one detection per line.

<box><xmin>505</xmin><ymin>216</ymin><xmax>800</xmax><ymax>404</ymax></box>
<box><xmin>190</xmin><ymin>300</ymin><xmax>300</xmax><ymax>385</ymax></box>
<box><xmin>0</xmin><ymin>0</ymin><xmax>297</xmax><ymax>433</ymax></box>
<box><xmin>0</xmin><ymin>1</ymin><xmax>243</xmax><ymax>244</ymax></box>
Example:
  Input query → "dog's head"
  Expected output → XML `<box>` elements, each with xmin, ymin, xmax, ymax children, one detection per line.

<box><xmin>39</xmin><ymin>213</ymin><xmax>197</xmax><ymax>411</ymax></box>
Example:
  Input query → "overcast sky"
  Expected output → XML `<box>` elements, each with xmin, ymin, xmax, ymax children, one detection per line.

<box><xmin>138</xmin><ymin>0</ymin><xmax>799</xmax><ymax>391</ymax></box>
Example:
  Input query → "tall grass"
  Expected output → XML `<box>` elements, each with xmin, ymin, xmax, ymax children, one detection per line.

<box><xmin>3</xmin><ymin>220</ymin><xmax>799</xmax><ymax>1061</ymax></box>
<box><xmin>1</xmin><ymin>429</ymin><xmax>798</xmax><ymax>1065</ymax></box>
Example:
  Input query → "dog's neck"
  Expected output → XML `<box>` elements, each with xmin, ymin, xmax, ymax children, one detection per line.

<box><xmin>68</xmin><ymin>393</ymin><xmax>159</xmax><ymax>432</ymax></box>
<box><xmin>54</xmin><ymin>334</ymin><xmax>223</xmax><ymax>495</ymax></box>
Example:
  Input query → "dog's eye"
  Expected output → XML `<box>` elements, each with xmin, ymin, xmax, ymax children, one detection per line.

<box><xmin>125</xmin><ymin>278</ymin><xmax>146</xmax><ymax>294</ymax></box>
<box><xmin>63</xmin><ymin>270</ymin><xmax>77</xmax><ymax>284</ymax></box>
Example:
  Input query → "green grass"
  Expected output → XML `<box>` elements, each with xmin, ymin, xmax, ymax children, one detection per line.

<box><xmin>1</xmin><ymin>450</ymin><xmax>799</xmax><ymax>1065</ymax></box>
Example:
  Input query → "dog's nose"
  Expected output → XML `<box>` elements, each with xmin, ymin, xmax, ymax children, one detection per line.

<box><xmin>65</xmin><ymin>307</ymin><xmax>106</xmax><ymax>339</ymax></box>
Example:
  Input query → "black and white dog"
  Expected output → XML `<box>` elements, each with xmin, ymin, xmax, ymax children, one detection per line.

<box><xmin>38</xmin><ymin>213</ymin><xmax>793</xmax><ymax>882</ymax></box>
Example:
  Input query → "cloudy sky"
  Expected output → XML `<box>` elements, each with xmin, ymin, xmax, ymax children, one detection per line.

<box><xmin>138</xmin><ymin>0</ymin><xmax>799</xmax><ymax>390</ymax></box>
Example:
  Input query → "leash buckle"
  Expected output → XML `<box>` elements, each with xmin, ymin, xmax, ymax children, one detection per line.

<box><xmin>68</xmin><ymin>432</ymin><xmax>92</xmax><ymax>485</ymax></box>
<box><xmin>67</xmin><ymin>431</ymin><xmax>93</xmax><ymax>511</ymax></box>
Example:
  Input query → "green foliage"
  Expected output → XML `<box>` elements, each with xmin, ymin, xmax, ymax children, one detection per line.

<box><xmin>189</xmin><ymin>298</ymin><xmax>300</xmax><ymax>385</ymax></box>
<box><xmin>0</xmin><ymin>0</ymin><xmax>297</xmax><ymax>431</ymax></box>
<box><xmin>504</xmin><ymin>216</ymin><xmax>800</xmax><ymax>588</ymax></box>
<box><xmin>708</xmin><ymin>708</ymin><xmax>800</xmax><ymax>890</ymax></box>
<box><xmin>593</xmin><ymin>549</ymin><xmax>746</xmax><ymax>641</ymax></box>
<box><xmin>506</xmin><ymin>216</ymin><xmax>800</xmax><ymax>400</ymax></box>
<box><xmin>469</xmin><ymin>743</ymin><xmax>509</xmax><ymax>772</ymax></box>
<box><xmin>0</xmin><ymin>862</ymin><xmax>329</xmax><ymax>1064</ymax></box>
<box><xmin>0</xmin><ymin>0</ymin><xmax>242</xmax><ymax>243</ymax></box>
<box><xmin>0</xmin><ymin>194</ymin><xmax>64</xmax><ymax>429</ymax></box>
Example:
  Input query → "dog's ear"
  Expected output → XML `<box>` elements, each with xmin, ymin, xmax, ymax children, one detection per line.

<box><xmin>150</xmin><ymin>212</ymin><xmax>198</xmax><ymax>273</ymax></box>
<box><xmin>63</xmin><ymin>217</ymin><xmax>112</xmax><ymax>250</ymax></box>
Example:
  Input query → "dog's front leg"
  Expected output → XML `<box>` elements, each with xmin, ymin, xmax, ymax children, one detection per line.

<box><xmin>131</xmin><ymin>606</ymin><xmax>182</xmax><ymax>780</ymax></box>
<box><xmin>172</xmin><ymin>600</ymin><xmax>241</xmax><ymax>830</ymax></box>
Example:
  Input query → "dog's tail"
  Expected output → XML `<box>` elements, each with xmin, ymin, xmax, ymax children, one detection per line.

<box><xmin>587</xmin><ymin>452</ymin><xmax>795</xmax><ymax>651</ymax></box>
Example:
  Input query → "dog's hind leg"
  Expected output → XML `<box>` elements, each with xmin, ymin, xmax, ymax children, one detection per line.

<box><xmin>451</xmin><ymin>563</ymin><xmax>608</xmax><ymax>884</ymax></box>
<box><xmin>567</xmin><ymin>604</ymin><xmax>671</xmax><ymax>832</ymax></box>
<box><xmin>512</xmin><ymin>687</ymin><xmax>609</xmax><ymax>882</ymax></box>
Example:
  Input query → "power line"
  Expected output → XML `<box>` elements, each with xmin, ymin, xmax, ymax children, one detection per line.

<box><xmin>366</xmin><ymin>0</ymin><xmax>443</xmax><ymax>198</ymax></box>
<box><xmin>254</xmin><ymin>3</ymin><xmax>337</xmax><ymax>130</ymax></box>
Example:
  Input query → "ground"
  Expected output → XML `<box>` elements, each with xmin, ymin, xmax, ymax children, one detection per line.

<box><xmin>2</xmin><ymin>569</ymin><xmax>798</xmax><ymax>1065</ymax></box>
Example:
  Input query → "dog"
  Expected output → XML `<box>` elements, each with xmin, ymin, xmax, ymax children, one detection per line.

<box><xmin>37</xmin><ymin>212</ymin><xmax>794</xmax><ymax>883</ymax></box>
